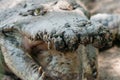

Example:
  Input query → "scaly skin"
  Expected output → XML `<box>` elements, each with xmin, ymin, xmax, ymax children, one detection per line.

<box><xmin>0</xmin><ymin>0</ymin><xmax>120</xmax><ymax>80</ymax></box>
<box><xmin>1</xmin><ymin>13</ymin><xmax>120</xmax><ymax>51</ymax></box>
<box><xmin>0</xmin><ymin>13</ymin><xmax>120</xmax><ymax>80</ymax></box>
<box><xmin>0</xmin><ymin>29</ymin><xmax>46</xmax><ymax>80</ymax></box>
<box><xmin>91</xmin><ymin>13</ymin><xmax>120</xmax><ymax>40</ymax></box>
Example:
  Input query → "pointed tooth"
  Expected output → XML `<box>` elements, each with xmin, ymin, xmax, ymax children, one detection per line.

<box><xmin>38</xmin><ymin>66</ymin><xmax>43</xmax><ymax>74</ymax></box>
<box><xmin>93</xmin><ymin>72</ymin><xmax>97</xmax><ymax>78</ymax></box>
<box><xmin>41</xmin><ymin>72</ymin><xmax>45</xmax><ymax>79</ymax></box>
<box><xmin>47</xmin><ymin>41</ymin><xmax>51</xmax><ymax>49</ymax></box>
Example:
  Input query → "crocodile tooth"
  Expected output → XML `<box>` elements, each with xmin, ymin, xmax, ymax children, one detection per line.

<box><xmin>93</xmin><ymin>72</ymin><xmax>97</xmax><ymax>78</ymax></box>
<box><xmin>39</xmin><ymin>72</ymin><xmax>45</xmax><ymax>80</ymax></box>
<box><xmin>47</xmin><ymin>41</ymin><xmax>51</xmax><ymax>49</ymax></box>
<box><xmin>38</xmin><ymin>66</ymin><xmax>43</xmax><ymax>75</ymax></box>
<box><xmin>43</xmin><ymin>34</ymin><xmax>48</xmax><ymax>42</ymax></box>
<box><xmin>36</xmin><ymin>33</ymin><xmax>40</xmax><ymax>40</ymax></box>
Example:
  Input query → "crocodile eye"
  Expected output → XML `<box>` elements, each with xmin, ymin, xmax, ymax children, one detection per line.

<box><xmin>34</xmin><ymin>8</ymin><xmax>41</xmax><ymax>16</ymax></box>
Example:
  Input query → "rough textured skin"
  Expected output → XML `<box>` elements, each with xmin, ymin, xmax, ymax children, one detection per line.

<box><xmin>91</xmin><ymin>14</ymin><xmax>120</xmax><ymax>40</ymax></box>
<box><xmin>0</xmin><ymin>30</ymin><xmax>45</xmax><ymax>80</ymax></box>
<box><xmin>0</xmin><ymin>0</ymin><xmax>120</xmax><ymax>80</ymax></box>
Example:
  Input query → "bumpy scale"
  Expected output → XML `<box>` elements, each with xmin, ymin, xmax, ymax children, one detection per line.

<box><xmin>0</xmin><ymin>0</ymin><xmax>120</xmax><ymax>80</ymax></box>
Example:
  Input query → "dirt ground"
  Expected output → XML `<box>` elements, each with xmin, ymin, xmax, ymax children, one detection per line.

<box><xmin>99</xmin><ymin>46</ymin><xmax>120</xmax><ymax>80</ymax></box>
<box><xmin>84</xmin><ymin>0</ymin><xmax>120</xmax><ymax>14</ymax></box>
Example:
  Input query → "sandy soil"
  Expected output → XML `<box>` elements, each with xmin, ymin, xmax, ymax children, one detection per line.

<box><xmin>84</xmin><ymin>0</ymin><xmax>120</xmax><ymax>14</ymax></box>
<box><xmin>99</xmin><ymin>46</ymin><xmax>120</xmax><ymax>80</ymax></box>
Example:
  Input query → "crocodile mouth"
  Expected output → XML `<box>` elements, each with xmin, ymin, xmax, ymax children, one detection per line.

<box><xmin>23</xmin><ymin>36</ymin><xmax>81</xmax><ymax>80</ymax></box>
<box><xmin>21</xmin><ymin>33</ymin><xmax>99</xmax><ymax>80</ymax></box>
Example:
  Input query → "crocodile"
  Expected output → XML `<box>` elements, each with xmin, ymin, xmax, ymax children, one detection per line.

<box><xmin>0</xmin><ymin>0</ymin><xmax>120</xmax><ymax>80</ymax></box>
